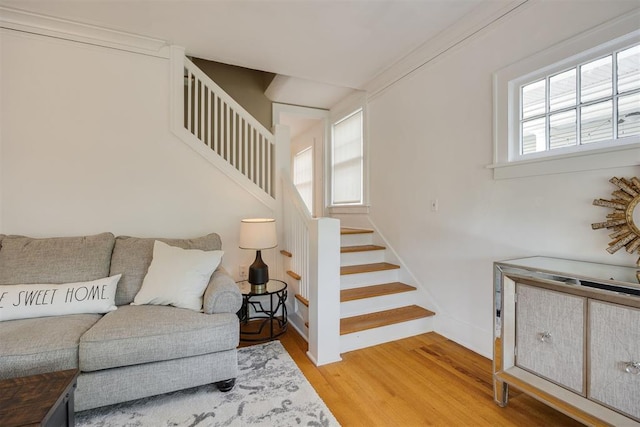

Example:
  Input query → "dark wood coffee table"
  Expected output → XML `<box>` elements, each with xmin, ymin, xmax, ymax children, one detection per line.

<box><xmin>0</xmin><ymin>369</ymin><xmax>79</xmax><ymax>427</ymax></box>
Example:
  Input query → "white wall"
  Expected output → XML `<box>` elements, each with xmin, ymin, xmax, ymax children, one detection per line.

<box><xmin>291</xmin><ymin>120</ymin><xmax>324</xmax><ymax>217</ymax></box>
<box><xmin>367</xmin><ymin>1</ymin><xmax>640</xmax><ymax>358</ymax></box>
<box><xmin>0</xmin><ymin>30</ymin><xmax>276</xmax><ymax>276</ymax></box>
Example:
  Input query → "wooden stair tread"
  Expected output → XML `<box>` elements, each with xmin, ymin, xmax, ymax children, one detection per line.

<box><xmin>295</xmin><ymin>294</ymin><xmax>309</xmax><ymax>307</ymax></box>
<box><xmin>287</xmin><ymin>270</ymin><xmax>301</xmax><ymax>280</ymax></box>
<box><xmin>340</xmin><ymin>227</ymin><xmax>374</xmax><ymax>235</ymax></box>
<box><xmin>341</xmin><ymin>262</ymin><xmax>399</xmax><ymax>275</ymax></box>
<box><xmin>341</xmin><ymin>244</ymin><xmax>385</xmax><ymax>253</ymax></box>
<box><xmin>340</xmin><ymin>305</ymin><xmax>435</xmax><ymax>335</ymax></box>
<box><xmin>341</xmin><ymin>282</ymin><xmax>416</xmax><ymax>302</ymax></box>
<box><xmin>280</xmin><ymin>250</ymin><xmax>292</xmax><ymax>258</ymax></box>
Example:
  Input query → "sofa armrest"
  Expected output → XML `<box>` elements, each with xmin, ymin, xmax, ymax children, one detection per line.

<box><xmin>203</xmin><ymin>267</ymin><xmax>242</xmax><ymax>314</ymax></box>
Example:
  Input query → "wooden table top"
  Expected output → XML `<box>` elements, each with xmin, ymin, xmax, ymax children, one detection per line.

<box><xmin>0</xmin><ymin>369</ymin><xmax>79</xmax><ymax>427</ymax></box>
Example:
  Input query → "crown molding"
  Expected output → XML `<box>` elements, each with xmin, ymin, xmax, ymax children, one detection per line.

<box><xmin>363</xmin><ymin>0</ymin><xmax>529</xmax><ymax>99</ymax></box>
<box><xmin>0</xmin><ymin>6</ymin><xmax>170</xmax><ymax>57</ymax></box>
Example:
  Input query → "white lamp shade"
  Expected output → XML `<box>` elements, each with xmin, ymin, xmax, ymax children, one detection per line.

<box><xmin>239</xmin><ymin>218</ymin><xmax>277</xmax><ymax>250</ymax></box>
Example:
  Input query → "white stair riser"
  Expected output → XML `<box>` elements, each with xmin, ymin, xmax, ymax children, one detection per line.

<box><xmin>340</xmin><ymin>269</ymin><xmax>399</xmax><ymax>289</ymax></box>
<box><xmin>340</xmin><ymin>316</ymin><xmax>435</xmax><ymax>353</ymax></box>
<box><xmin>341</xmin><ymin>291</ymin><xmax>419</xmax><ymax>317</ymax></box>
<box><xmin>340</xmin><ymin>233</ymin><xmax>372</xmax><ymax>247</ymax></box>
<box><xmin>340</xmin><ymin>249</ymin><xmax>385</xmax><ymax>266</ymax></box>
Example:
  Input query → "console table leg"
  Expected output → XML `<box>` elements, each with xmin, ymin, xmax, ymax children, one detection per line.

<box><xmin>495</xmin><ymin>379</ymin><xmax>509</xmax><ymax>407</ymax></box>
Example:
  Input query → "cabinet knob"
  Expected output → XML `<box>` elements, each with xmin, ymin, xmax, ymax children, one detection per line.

<box><xmin>538</xmin><ymin>331</ymin><xmax>552</xmax><ymax>343</ymax></box>
<box><xmin>624</xmin><ymin>361</ymin><xmax>640</xmax><ymax>375</ymax></box>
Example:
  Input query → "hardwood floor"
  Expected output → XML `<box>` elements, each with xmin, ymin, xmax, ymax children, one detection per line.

<box><xmin>276</xmin><ymin>328</ymin><xmax>584</xmax><ymax>426</ymax></box>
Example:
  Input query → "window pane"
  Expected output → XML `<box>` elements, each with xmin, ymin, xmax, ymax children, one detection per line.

<box><xmin>293</xmin><ymin>147</ymin><xmax>313</xmax><ymax>213</ymax></box>
<box><xmin>332</xmin><ymin>110</ymin><xmax>363</xmax><ymax>204</ymax></box>
<box><xmin>618</xmin><ymin>45</ymin><xmax>640</xmax><ymax>93</ymax></box>
<box><xmin>581</xmin><ymin>100</ymin><xmax>613</xmax><ymax>144</ymax></box>
<box><xmin>550</xmin><ymin>109</ymin><xmax>577</xmax><ymax>149</ymax></box>
<box><xmin>522</xmin><ymin>117</ymin><xmax>546</xmax><ymax>154</ymax></box>
<box><xmin>580</xmin><ymin>56</ymin><xmax>612</xmax><ymax>103</ymax></box>
<box><xmin>522</xmin><ymin>80</ymin><xmax>546</xmax><ymax>119</ymax></box>
<box><xmin>618</xmin><ymin>92</ymin><xmax>640</xmax><ymax>138</ymax></box>
<box><xmin>550</xmin><ymin>69</ymin><xmax>576</xmax><ymax>111</ymax></box>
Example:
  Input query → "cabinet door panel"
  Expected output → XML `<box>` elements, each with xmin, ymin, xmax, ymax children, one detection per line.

<box><xmin>589</xmin><ymin>300</ymin><xmax>640</xmax><ymax>421</ymax></box>
<box><xmin>516</xmin><ymin>284</ymin><xmax>585</xmax><ymax>393</ymax></box>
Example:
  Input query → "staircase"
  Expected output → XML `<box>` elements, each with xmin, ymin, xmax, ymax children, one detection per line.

<box><xmin>339</xmin><ymin>227</ymin><xmax>435</xmax><ymax>353</ymax></box>
<box><xmin>173</xmin><ymin>50</ymin><xmax>432</xmax><ymax>361</ymax></box>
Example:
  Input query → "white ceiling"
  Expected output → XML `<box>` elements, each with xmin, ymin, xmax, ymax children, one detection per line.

<box><xmin>0</xmin><ymin>0</ymin><xmax>508</xmax><ymax>94</ymax></box>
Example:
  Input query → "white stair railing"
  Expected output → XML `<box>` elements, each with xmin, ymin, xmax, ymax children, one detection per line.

<box><xmin>282</xmin><ymin>174</ymin><xmax>342</xmax><ymax>365</ymax></box>
<box><xmin>170</xmin><ymin>47</ymin><xmax>276</xmax><ymax>208</ymax></box>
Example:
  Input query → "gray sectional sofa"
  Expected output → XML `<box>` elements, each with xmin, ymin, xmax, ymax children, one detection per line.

<box><xmin>0</xmin><ymin>232</ymin><xmax>242</xmax><ymax>411</ymax></box>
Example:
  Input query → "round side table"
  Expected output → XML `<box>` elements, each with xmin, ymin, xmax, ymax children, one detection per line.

<box><xmin>237</xmin><ymin>279</ymin><xmax>288</xmax><ymax>342</ymax></box>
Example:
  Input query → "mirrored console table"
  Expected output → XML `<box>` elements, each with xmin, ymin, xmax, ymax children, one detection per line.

<box><xmin>494</xmin><ymin>257</ymin><xmax>640</xmax><ymax>426</ymax></box>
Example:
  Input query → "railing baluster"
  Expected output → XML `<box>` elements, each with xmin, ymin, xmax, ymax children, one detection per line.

<box><xmin>200</xmin><ymin>81</ymin><xmax>205</xmax><ymax>143</ymax></box>
<box><xmin>207</xmin><ymin>90</ymin><xmax>212</xmax><ymax>148</ymax></box>
<box><xmin>181</xmin><ymin>59</ymin><xmax>276</xmax><ymax>199</ymax></box>
<box><xmin>251</xmin><ymin>129</ymin><xmax>257</xmax><ymax>184</ymax></box>
<box><xmin>213</xmin><ymin>94</ymin><xmax>218</xmax><ymax>154</ymax></box>
<box><xmin>187</xmin><ymin>71</ymin><xmax>192</xmax><ymax>135</ymax></box>
<box><xmin>231</xmin><ymin>110</ymin><xmax>235</xmax><ymax>168</ymax></box>
<box><xmin>224</xmin><ymin>102</ymin><xmax>231</xmax><ymax>161</ymax></box>
<box><xmin>194</xmin><ymin>79</ymin><xmax>200</xmax><ymax>139</ymax></box>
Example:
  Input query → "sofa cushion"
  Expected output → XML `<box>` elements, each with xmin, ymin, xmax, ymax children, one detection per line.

<box><xmin>79</xmin><ymin>305</ymin><xmax>239</xmax><ymax>372</ymax></box>
<box><xmin>0</xmin><ymin>233</ymin><xmax>115</xmax><ymax>285</ymax></box>
<box><xmin>0</xmin><ymin>275</ymin><xmax>121</xmax><ymax>322</ymax></box>
<box><xmin>132</xmin><ymin>241</ymin><xmax>223</xmax><ymax>311</ymax></box>
<box><xmin>109</xmin><ymin>233</ymin><xmax>222</xmax><ymax>306</ymax></box>
<box><xmin>0</xmin><ymin>314</ymin><xmax>102</xmax><ymax>380</ymax></box>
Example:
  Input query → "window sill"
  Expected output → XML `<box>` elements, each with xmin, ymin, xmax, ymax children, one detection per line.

<box><xmin>327</xmin><ymin>205</ymin><xmax>370</xmax><ymax>215</ymax></box>
<box><xmin>487</xmin><ymin>143</ymin><xmax>640</xmax><ymax>180</ymax></box>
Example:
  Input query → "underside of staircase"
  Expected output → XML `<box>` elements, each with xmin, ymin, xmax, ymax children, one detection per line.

<box><xmin>338</xmin><ymin>227</ymin><xmax>435</xmax><ymax>352</ymax></box>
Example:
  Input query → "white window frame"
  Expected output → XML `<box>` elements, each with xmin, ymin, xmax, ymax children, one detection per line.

<box><xmin>491</xmin><ymin>11</ymin><xmax>640</xmax><ymax>180</ymax></box>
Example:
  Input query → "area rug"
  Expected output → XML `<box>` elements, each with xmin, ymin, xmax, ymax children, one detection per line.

<box><xmin>76</xmin><ymin>341</ymin><xmax>340</xmax><ymax>426</ymax></box>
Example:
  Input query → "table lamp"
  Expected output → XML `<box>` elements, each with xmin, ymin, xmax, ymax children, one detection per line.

<box><xmin>239</xmin><ymin>218</ymin><xmax>277</xmax><ymax>293</ymax></box>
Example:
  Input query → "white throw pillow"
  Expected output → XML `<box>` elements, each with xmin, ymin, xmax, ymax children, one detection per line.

<box><xmin>0</xmin><ymin>275</ymin><xmax>121</xmax><ymax>322</ymax></box>
<box><xmin>132</xmin><ymin>240</ymin><xmax>223</xmax><ymax>311</ymax></box>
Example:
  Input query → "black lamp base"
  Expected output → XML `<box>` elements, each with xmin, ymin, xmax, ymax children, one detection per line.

<box><xmin>248</xmin><ymin>250</ymin><xmax>269</xmax><ymax>293</ymax></box>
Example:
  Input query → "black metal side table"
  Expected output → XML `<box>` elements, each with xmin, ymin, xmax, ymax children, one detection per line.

<box><xmin>237</xmin><ymin>279</ymin><xmax>288</xmax><ymax>342</ymax></box>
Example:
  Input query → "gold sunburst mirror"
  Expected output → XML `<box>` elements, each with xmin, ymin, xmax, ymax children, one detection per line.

<box><xmin>592</xmin><ymin>177</ymin><xmax>640</xmax><ymax>278</ymax></box>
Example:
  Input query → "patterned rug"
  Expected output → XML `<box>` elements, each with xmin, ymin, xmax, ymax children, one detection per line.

<box><xmin>76</xmin><ymin>341</ymin><xmax>340</xmax><ymax>426</ymax></box>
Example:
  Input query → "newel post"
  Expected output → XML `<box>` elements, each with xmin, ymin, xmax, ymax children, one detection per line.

<box><xmin>308</xmin><ymin>217</ymin><xmax>342</xmax><ymax>365</ymax></box>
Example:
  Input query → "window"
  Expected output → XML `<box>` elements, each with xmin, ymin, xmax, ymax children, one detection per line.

<box><xmin>331</xmin><ymin>109</ymin><xmax>363</xmax><ymax>205</ymax></box>
<box><xmin>492</xmin><ymin>12</ymin><xmax>640</xmax><ymax>179</ymax></box>
<box><xmin>293</xmin><ymin>147</ymin><xmax>313</xmax><ymax>213</ymax></box>
<box><xmin>519</xmin><ymin>44</ymin><xmax>639</xmax><ymax>159</ymax></box>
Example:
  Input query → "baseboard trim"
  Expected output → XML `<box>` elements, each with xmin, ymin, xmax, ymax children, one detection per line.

<box><xmin>434</xmin><ymin>314</ymin><xmax>493</xmax><ymax>359</ymax></box>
